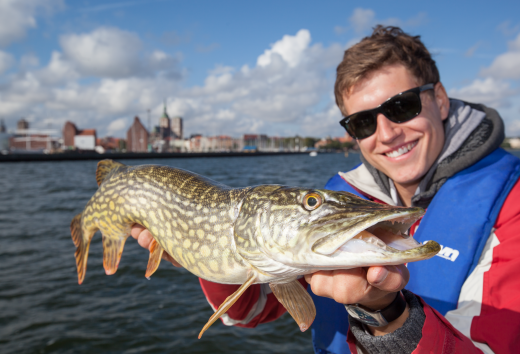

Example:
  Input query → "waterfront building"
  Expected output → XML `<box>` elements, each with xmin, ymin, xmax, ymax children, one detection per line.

<box><xmin>17</xmin><ymin>119</ymin><xmax>29</xmax><ymax>131</ymax></box>
<box><xmin>9</xmin><ymin>120</ymin><xmax>61</xmax><ymax>152</ymax></box>
<box><xmin>62</xmin><ymin>121</ymin><xmax>97</xmax><ymax>150</ymax></box>
<box><xmin>171</xmin><ymin>116</ymin><xmax>183</xmax><ymax>140</ymax></box>
<box><xmin>159</xmin><ymin>103</ymin><xmax>171</xmax><ymax>140</ymax></box>
<box><xmin>126</xmin><ymin>116</ymin><xmax>148</xmax><ymax>152</ymax></box>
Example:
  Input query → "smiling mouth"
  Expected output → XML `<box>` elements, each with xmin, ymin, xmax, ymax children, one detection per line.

<box><xmin>385</xmin><ymin>141</ymin><xmax>418</xmax><ymax>158</ymax></box>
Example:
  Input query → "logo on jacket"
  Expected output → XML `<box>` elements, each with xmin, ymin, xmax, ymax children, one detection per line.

<box><xmin>423</xmin><ymin>241</ymin><xmax>459</xmax><ymax>262</ymax></box>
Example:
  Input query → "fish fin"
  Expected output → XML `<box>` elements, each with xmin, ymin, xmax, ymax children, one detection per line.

<box><xmin>96</xmin><ymin>159</ymin><xmax>125</xmax><ymax>186</ymax></box>
<box><xmin>102</xmin><ymin>231</ymin><xmax>129</xmax><ymax>275</ymax></box>
<box><xmin>70</xmin><ymin>213</ymin><xmax>96</xmax><ymax>284</ymax></box>
<box><xmin>198</xmin><ymin>271</ymin><xmax>257</xmax><ymax>339</ymax></box>
<box><xmin>145</xmin><ymin>239</ymin><xmax>164</xmax><ymax>279</ymax></box>
<box><xmin>269</xmin><ymin>280</ymin><xmax>316</xmax><ymax>332</ymax></box>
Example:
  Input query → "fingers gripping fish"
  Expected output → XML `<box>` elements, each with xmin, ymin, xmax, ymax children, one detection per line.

<box><xmin>70</xmin><ymin>160</ymin><xmax>440</xmax><ymax>338</ymax></box>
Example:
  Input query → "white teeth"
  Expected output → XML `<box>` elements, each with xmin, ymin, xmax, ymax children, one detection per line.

<box><xmin>385</xmin><ymin>141</ymin><xmax>417</xmax><ymax>158</ymax></box>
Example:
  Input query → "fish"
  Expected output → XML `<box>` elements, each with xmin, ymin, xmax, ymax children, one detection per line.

<box><xmin>71</xmin><ymin>159</ymin><xmax>440</xmax><ymax>338</ymax></box>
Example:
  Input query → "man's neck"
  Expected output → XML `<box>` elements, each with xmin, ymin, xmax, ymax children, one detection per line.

<box><xmin>394</xmin><ymin>182</ymin><xmax>419</xmax><ymax>207</ymax></box>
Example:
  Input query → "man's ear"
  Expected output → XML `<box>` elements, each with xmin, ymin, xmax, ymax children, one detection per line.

<box><xmin>434</xmin><ymin>82</ymin><xmax>450</xmax><ymax>121</ymax></box>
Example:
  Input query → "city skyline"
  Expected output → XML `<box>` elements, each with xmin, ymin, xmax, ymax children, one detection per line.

<box><xmin>0</xmin><ymin>1</ymin><xmax>519</xmax><ymax>138</ymax></box>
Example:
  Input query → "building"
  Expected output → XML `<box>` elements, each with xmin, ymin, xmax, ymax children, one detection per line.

<box><xmin>10</xmin><ymin>119</ymin><xmax>60</xmax><ymax>152</ymax></box>
<box><xmin>314</xmin><ymin>133</ymin><xmax>354</xmax><ymax>149</ymax></box>
<box><xmin>243</xmin><ymin>134</ymin><xmax>269</xmax><ymax>150</ymax></box>
<box><xmin>171</xmin><ymin>116</ymin><xmax>183</xmax><ymax>139</ymax></box>
<box><xmin>0</xmin><ymin>119</ymin><xmax>6</xmax><ymax>133</ymax></box>
<box><xmin>63</xmin><ymin>121</ymin><xmax>77</xmax><ymax>148</ymax></box>
<box><xmin>127</xmin><ymin>116</ymin><xmax>148</xmax><ymax>152</ymax></box>
<box><xmin>62</xmin><ymin>121</ymin><xmax>97</xmax><ymax>150</ymax></box>
<box><xmin>74</xmin><ymin>129</ymin><xmax>97</xmax><ymax>150</ymax></box>
<box><xmin>159</xmin><ymin>103</ymin><xmax>171</xmax><ymax>140</ymax></box>
<box><xmin>97</xmin><ymin>137</ymin><xmax>125</xmax><ymax>152</ymax></box>
<box><xmin>17</xmin><ymin>119</ymin><xmax>29</xmax><ymax>131</ymax></box>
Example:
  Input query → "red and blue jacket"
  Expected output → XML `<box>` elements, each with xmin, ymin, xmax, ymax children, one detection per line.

<box><xmin>200</xmin><ymin>148</ymin><xmax>520</xmax><ymax>354</ymax></box>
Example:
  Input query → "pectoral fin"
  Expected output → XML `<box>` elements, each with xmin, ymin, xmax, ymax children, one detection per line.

<box><xmin>198</xmin><ymin>271</ymin><xmax>257</xmax><ymax>339</ymax></box>
<box><xmin>145</xmin><ymin>239</ymin><xmax>164</xmax><ymax>279</ymax></box>
<box><xmin>269</xmin><ymin>280</ymin><xmax>316</xmax><ymax>332</ymax></box>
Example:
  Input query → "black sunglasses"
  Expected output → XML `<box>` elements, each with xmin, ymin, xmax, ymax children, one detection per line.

<box><xmin>339</xmin><ymin>83</ymin><xmax>435</xmax><ymax>139</ymax></box>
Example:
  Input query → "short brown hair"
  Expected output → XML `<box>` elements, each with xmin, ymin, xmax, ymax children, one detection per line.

<box><xmin>334</xmin><ymin>25</ymin><xmax>440</xmax><ymax>116</ymax></box>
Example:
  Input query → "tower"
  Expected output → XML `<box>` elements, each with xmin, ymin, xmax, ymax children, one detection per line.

<box><xmin>159</xmin><ymin>101</ymin><xmax>170</xmax><ymax>140</ymax></box>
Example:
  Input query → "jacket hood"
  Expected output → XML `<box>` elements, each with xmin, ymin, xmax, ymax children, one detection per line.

<box><xmin>351</xmin><ymin>99</ymin><xmax>505</xmax><ymax>208</ymax></box>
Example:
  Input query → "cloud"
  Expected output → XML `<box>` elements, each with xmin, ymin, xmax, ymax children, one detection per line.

<box><xmin>465</xmin><ymin>41</ymin><xmax>482</xmax><ymax>57</ymax></box>
<box><xmin>0</xmin><ymin>27</ymin><xmax>346</xmax><ymax>139</ymax></box>
<box><xmin>497</xmin><ymin>20</ymin><xmax>520</xmax><ymax>36</ymax></box>
<box><xmin>0</xmin><ymin>51</ymin><xmax>15</xmax><ymax>74</ymax></box>
<box><xmin>448</xmin><ymin>78</ymin><xmax>516</xmax><ymax>108</ymax></box>
<box><xmin>480</xmin><ymin>33</ymin><xmax>520</xmax><ymax>80</ymax></box>
<box><xmin>0</xmin><ymin>0</ymin><xmax>63</xmax><ymax>47</ymax></box>
<box><xmin>335</xmin><ymin>8</ymin><xmax>428</xmax><ymax>35</ymax></box>
<box><xmin>107</xmin><ymin>118</ymin><xmax>128</xmax><ymax>135</ymax></box>
<box><xmin>257</xmin><ymin>29</ymin><xmax>311</xmax><ymax>68</ymax></box>
<box><xmin>348</xmin><ymin>8</ymin><xmax>376</xmax><ymax>33</ymax></box>
<box><xmin>60</xmin><ymin>27</ymin><xmax>179</xmax><ymax>78</ymax></box>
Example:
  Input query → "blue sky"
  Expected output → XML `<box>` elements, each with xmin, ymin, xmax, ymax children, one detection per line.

<box><xmin>1</xmin><ymin>0</ymin><xmax>519</xmax><ymax>138</ymax></box>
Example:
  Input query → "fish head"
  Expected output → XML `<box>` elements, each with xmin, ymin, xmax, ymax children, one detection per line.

<box><xmin>235</xmin><ymin>186</ymin><xmax>440</xmax><ymax>275</ymax></box>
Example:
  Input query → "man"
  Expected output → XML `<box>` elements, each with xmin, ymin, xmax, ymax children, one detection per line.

<box><xmin>132</xmin><ymin>26</ymin><xmax>520</xmax><ymax>353</ymax></box>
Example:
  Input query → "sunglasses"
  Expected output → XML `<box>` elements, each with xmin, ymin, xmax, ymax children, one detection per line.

<box><xmin>339</xmin><ymin>83</ymin><xmax>435</xmax><ymax>139</ymax></box>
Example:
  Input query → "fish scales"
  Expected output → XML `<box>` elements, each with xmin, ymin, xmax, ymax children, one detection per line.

<box><xmin>71</xmin><ymin>159</ymin><xmax>440</xmax><ymax>338</ymax></box>
<box><xmin>78</xmin><ymin>162</ymin><xmax>252</xmax><ymax>283</ymax></box>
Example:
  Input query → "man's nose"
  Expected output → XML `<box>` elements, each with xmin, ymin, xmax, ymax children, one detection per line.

<box><xmin>376</xmin><ymin>113</ymin><xmax>401</xmax><ymax>143</ymax></box>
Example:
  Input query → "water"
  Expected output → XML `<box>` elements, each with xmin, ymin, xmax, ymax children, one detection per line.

<box><xmin>0</xmin><ymin>152</ymin><xmax>361</xmax><ymax>354</ymax></box>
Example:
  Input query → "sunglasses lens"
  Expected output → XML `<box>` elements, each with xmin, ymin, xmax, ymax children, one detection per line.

<box><xmin>383</xmin><ymin>91</ymin><xmax>421</xmax><ymax>123</ymax></box>
<box><xmin>348</xmin><ymin>112</ymin><xmax>377</xmax><ymax>139</ymax></box>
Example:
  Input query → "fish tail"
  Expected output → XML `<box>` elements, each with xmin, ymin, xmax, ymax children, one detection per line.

<box><xmin>71</xmin><ymin>213</ymin><xmax>95</xmax><ymax>284</ymax></box>
<box><xmin>96</xmin><ymin>159</ymin><xmax>126</xmax><ymax>186</ymax></box>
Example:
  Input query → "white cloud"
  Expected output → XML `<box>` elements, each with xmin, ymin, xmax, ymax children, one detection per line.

<box><xmin>0</xmin><ymin>28</ymin><xmax>346</xmax><ymax>139</ymax></box>
<box><xmin>257</xmin><ymin>29</ymin><xmax>311</xmax><ymax>68</ymax></box>
<box><xmin>349</xmin><ymin>8</ymin><xmax>376</xmax><ymax>33</ymax></box>
<box><xmin>107</xmin><ymin>118</ymin><xmax>128</xmax><ymax>135</ymax></box>
<box><xmin>60</xmin><ymin>27</ymin><xmax>179</xmax><ymax>78</ymax></box>
<box><xmin>0</xmin><ymin>51</ymin><xmax>15</xmax><ymax>74</ymax></box>
<box><xmin>448</xmin><ymin>78</ymin><xmax>515</xmax><ymax>109</ymax></box>
<box><xmin>0</xmin><ymin>0</ymin><xmax>63</xmax><ymax>47</ymax></box>
<box><xmin>481</xmin><ymin>33</ymin><xmax>520</xmax><ymax>80</ymax></box>
<box><xmin>336</xmin><ymin>8</ymin><xmax>428</xmax><ymax>35</ymax></box>
<box><xmin>497</xmin><ymin>20</ymin><xmax>520</xmax><ymax>37</ymax></box>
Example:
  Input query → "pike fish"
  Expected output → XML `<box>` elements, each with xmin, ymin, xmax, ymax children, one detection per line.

<box><xmin>71</xmin><ymin>159</ymin><xmax>440</xmax><ymax>338</ymax></box>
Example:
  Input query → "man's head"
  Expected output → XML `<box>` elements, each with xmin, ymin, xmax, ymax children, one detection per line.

<box><xmin>335</xmin><ymin>26</ymin><xmax>450</xmax><ymax>196</ymax></box>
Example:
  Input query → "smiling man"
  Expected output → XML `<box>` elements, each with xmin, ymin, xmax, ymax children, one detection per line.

<box><xmin>132</xmin><ymin>26</ymin><xmax>520</xmax><ymax>353</ymax></box>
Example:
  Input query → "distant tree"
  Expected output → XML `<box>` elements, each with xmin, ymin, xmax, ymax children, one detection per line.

<box><xmin>303</xmin><ymin>137</ymin><xmax>319</xmax><ymax>148</ymax></box>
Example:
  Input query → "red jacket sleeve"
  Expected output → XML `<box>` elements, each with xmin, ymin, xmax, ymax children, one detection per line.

<box><xmin>199</xmin><ymin>277</ymin><xmax>308</xmax><ymax>328</ymax></box>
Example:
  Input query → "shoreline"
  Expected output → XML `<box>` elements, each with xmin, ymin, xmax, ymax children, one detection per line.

<box><xmin>0</xmin><ymin>151</ymin><xmax>316</xmax><ymax>163</ymax></box>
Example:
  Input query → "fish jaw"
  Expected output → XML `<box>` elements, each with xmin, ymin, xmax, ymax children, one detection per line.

<box><xmin>235</xmin><ymin>187</ymin><xmax>440</xmax><ymax>276</ymax></box>
<box><xmin>276</xmin><ymin>207</ymin><xmax>438</xmax><ymax>270</ymax></box>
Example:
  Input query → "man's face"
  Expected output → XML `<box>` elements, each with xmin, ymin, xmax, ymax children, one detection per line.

<box><xmin>343</xmin><ymin>64</ymin><xmax>449</xmax><ymax>188</ymax></box>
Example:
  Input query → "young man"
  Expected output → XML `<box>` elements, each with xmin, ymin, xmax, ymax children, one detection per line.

<box><xmin>132</xmin><ymin>26</ymin><xmax>520</xmax><ymax>353</ymax></box>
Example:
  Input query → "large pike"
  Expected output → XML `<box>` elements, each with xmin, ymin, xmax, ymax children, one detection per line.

<box><xmin>71</xmin><ymin>160</ymin><xmax>440</xmax><ymax>338</ymax></box>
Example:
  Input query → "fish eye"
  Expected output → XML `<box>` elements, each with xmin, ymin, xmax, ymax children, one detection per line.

<box><xmin>303</xmin><ymin>193</ymin><xmax>322</xmax><ymax>211</ymax></box>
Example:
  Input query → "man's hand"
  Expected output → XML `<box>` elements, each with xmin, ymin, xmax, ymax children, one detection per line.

<box><xmin>130</xmin><ymin>224</ymin><xmax>182</xmax><ymax>267</ymax></box>
<box><xmin>304</xmin><ymin>265</ymin><xmax>409</xmax><ymax>336</ymax></box>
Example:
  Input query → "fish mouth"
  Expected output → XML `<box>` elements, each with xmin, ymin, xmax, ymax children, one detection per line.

<box><xmin>311</xmin><ymin>208</ymin><xmax>440</xmax><ymax>262</ymax></box>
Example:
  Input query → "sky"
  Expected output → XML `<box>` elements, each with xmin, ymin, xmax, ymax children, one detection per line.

<box><xmin>0</xmin><ymin>0</ymin><xmax>519</xmax><ymax>139</ymax></box>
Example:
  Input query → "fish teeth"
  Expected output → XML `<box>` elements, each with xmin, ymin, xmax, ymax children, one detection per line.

<box><xmin>385</xmin><ymin>141</ymin><xmax>417</xmax><ymax>158</ymax></box>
